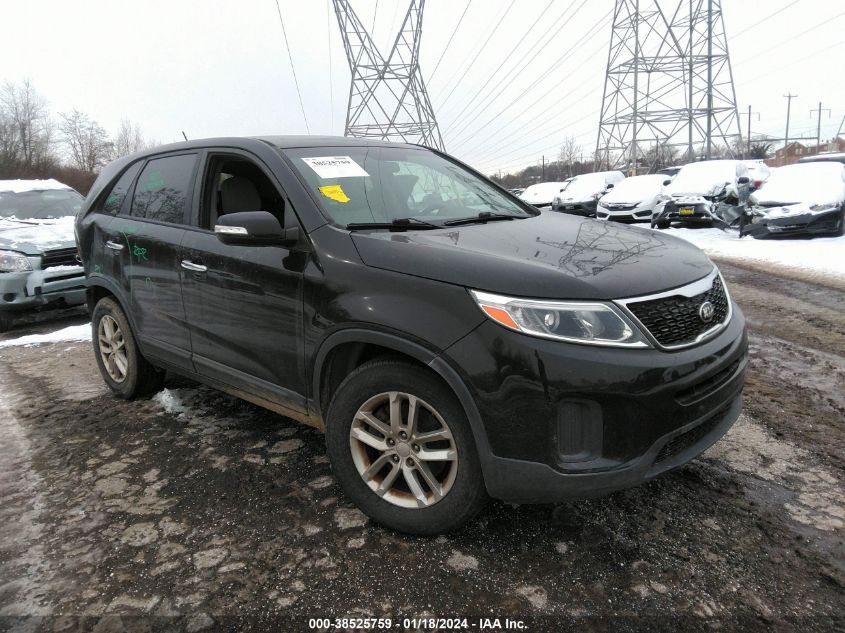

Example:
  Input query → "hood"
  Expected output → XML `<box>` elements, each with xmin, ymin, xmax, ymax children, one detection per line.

<box><xmin>600</xmin><ymin>175</ymin><xmax>665</xmax><ymax>204</ymax></box>
<box><xmin>0</xmin><ymin>216</ymin><xmax>77</xmax><ymax>255</ymax></box>
<box><xmin>750</xmin><ymin>162</ymin><xmax>845</xmax><ymax>208</ymax></box>
<box><xmin>351</xmin><ymin>212</ymin><xmax>713</xmax><ymax>300</ymax></box>
<box><xmin>519</xmin><ymin>182</ymin><xmax>567</xmax><ymax>205</ymax></box>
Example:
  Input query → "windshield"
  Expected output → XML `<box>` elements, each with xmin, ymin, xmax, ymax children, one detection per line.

<box><xmin>0</xmin><ymin>189</ymin><xmax>83</xmax><ymax>220</ymax></box>
<box><xmin>669</xmin><ymin>161</ymin><xmax>739</xmax><ymax>195</ymax></box>
<box><xmin>752</xmin><ymin>163</ymin><xmax>845</xmax><ymax>206</ymax></box>
<box><xmin>284</xmin><ymin>145</ymin><xmax>533</xmax><ymax>227</ymax></box>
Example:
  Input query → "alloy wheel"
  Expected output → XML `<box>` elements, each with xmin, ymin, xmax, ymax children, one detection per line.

<box><xmin>349</xmin><ymin>391</ymin><xmax>458</xmax><ymax>508</ymax></box>
<box><xmin>98</xmin><ymin>314</ymin><xmax>128</xmax><ymax>383</ymax></box>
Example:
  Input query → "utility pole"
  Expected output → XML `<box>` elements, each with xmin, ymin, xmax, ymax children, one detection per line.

<box><xmin>810</xmin><ymin>102</ymin><xmax>831</xmax><ymax>153</ymax></box>
<box><xmin>837</xmin><ymin>114</ymin><xmax>845</xmax><ymax>140</ymax></box>
<box><xmin>783</xmin><ymin>93</ymin><xmax>797</xmax><ymax>153</ymax></box>
<box><xmin>744</xmin><ymin>105</ymin><xmax>760</xmax><ymax>158</ymax></box>
<box><xmin>631</xmin><ymin>0</ymin><xmax>640</xmax><ymax>174</ymax></box>
<box><xmin>541</xmin><ymin>155</ymin><xmax>546</xmax><ymax>180</ymax></box>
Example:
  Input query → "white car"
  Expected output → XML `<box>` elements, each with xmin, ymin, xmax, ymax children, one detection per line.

<box><xmin>596</xmin><ymin>174</ymin><xmax>668</xmax><ymax>223</ymax></box>
<box><xmin>743</xmin><ymin>160</ymin><xmax>773</xmax><ymax>191</ymax></box>
<box><xmin>518</xmin><ymin>181</ymin><xmax>569</xmax><ymax>210</ymax></box>
<box><xmin>551</xmin><ymin>171</ymin><xmax>626</xmax><ymax>216</ymax></box>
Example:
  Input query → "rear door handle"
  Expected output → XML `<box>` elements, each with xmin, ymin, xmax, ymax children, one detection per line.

<box><xmin>181</xmin><ymin>260</ymin><xmax>208</xmax><ymax>273</ymax></box>
<box><xmin>105</xmin><ymin>240</ymin><xmax>124</xmax><ymax>251</ymax></box>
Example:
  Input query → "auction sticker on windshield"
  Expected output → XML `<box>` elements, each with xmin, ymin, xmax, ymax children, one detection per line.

<box><xmin>301</xmin><ymin>156</ymin><xmax>370</xmax><ymax>179</ymax></box>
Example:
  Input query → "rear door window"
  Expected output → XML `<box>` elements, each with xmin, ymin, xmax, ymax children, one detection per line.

<box><xmin>101</xmin><ymin>162</ymin><xmax>142</xmax><ymax>214</ymax></box>
<box><xmin>130</xmin><ymin>154</ymin><xmax>197</xmax><ymax>224</ymax></box>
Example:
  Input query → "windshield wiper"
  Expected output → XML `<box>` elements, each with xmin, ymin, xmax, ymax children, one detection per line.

<box><xmin>443</xmin><ymin>211</ymin><xmax>521</xmax><ymax>226</ymax></box>
<box><xmin>346</xmin><ymin>217</ymin><xmax>441</xmax><ymax>231</ymax></box>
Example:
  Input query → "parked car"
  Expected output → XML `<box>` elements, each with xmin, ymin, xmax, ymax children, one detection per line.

<box><xmin>0</xmin><ymin>179</ymin><xmax>86</xmax><ymax>331</ymax></box>
<box><xmin>507</xmin><ymin>187</ymin><xmax>525</xmax><ymax>197</ymax></box>
<box><xmin>652</xmin><ymin>160</ymin><xmax>751</xmax><ymax>229</ymax></box>
<box><xmin>797</xmin><ymin>152</ymin><xmax>845</xmax><ymax>166</ymax></box>
<box><xmin>596</xmin><ymin>174</ymin><xmax>667</xmax><ymax>223</ymax></box>
<box><xmin>77</xmin><ymin>136</ymin><xmax>747</xmax><ymax>535</ymax></box>
<box><xmin>518</xmin><ymin>181</ymin><xmax>568</xmax><ymax>210</ymax></box>
<box><xmin>743</xmin><ymin>162</ymin><xmax>845</xmax><ymax>238</ymax></box>
<box><xmin>551</xmin><ymin>171</ymin><xmax>626</xmax><ymax>216</ymax></box>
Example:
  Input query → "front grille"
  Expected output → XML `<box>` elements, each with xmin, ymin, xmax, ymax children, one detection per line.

<box><xmin>654</xmin><ymin>413</ymin><xmax>722</xmax><ymax>464</ymax></box>
<box><xmin>41</xmin><ymin>247</ymin><xmax>79</xmax><ymax>268</ymax></box>
<box><xmin>626</xmin><ymin>275</ymin><xmax>729</xmax><ymax>347</ymax></box>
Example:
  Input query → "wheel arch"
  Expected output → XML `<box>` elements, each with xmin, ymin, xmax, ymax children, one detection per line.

<box><xmin>312</xmin><ymin>328</ymin><xmax>494</xmax><ymax>478</ymax></box>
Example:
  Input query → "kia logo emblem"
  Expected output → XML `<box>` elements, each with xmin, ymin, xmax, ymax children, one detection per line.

<box><xmin>699</xmin><ymin>301</ymin><xmax>715</xmax><ymax>323</ymax></box>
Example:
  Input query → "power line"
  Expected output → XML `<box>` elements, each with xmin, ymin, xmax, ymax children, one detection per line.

<box><xmin>327</xmin><ymin>0</ymin><xmax>334</xmax><ymax>133</ymax></box>
<box><xmin>732</xmin><ymin>0</ymin><xmax>801</xmax><ymax>38</ymax></box>
<box><xmin>441</xmin><ymin>0</ymin><xmax>565</xmax><ymax>135</ymax></box>
<box><xmin>428</xmin><ymin>0</ymin><xmax>474</xmax><ymax>82</ymax></box>
<box><xmin>435</xmin><ymin>0</ymin><xmax>517</xmax><ymax>108</ymax></box>
<box><xmin>274</xmin><ymin>0</ymin><xmax>310</xmax><ymax>133</ymax></box>
<box><xmin>449</xmin><ymin>5</ymin><xmax>608</xmax><ymax>149</ymax></box>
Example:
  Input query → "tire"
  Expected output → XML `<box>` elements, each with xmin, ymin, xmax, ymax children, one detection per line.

<box><xmin>836</xmin><ymin>207</ymin><xmax>845</xmax><ymax>237</ymax></box>
<box><xmin>655</xmin><ymin>220</ymin><xmax>671</xmax><ymax>230</ymax></box>
<box><xmin>325</xmin><ymin>359</ymin><xmax>488</xmax><ymax>535</ymax></box>
<box><xmin>91</xmin><ymin>297</ymin><xmax>164</xmax><ymax>399</ymax></box>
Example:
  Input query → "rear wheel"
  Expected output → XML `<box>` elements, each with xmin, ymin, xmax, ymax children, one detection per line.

<box><xmin>325</xmin><ymin>359</ymin><xmax>487</xmax><ymax>535</ymax></box>
<box><xmin>91</xmin><ymin>297</ymin><xmax>164</xmax><ymax>398</ymax></box>
<box><xmin>654</xmin><ymin>220</ymin><xmax>671</xmax><ymax>230</ymax></box>
<box><xmin>0</xmin><ymin>312</ymin><xmax>12</xmax><ymax>333</ymax></box>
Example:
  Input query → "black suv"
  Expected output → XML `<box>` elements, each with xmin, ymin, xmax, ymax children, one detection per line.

<box><xmin>76</xmin><ymin>136</ymin><xmax>747</xmax><ymax>535</ymax></box>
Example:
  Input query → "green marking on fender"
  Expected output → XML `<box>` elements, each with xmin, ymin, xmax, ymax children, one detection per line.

<box><xmin>93</xmin><ymin>263</ymin><xmax>102</xmax><ymax>274</ymax></box>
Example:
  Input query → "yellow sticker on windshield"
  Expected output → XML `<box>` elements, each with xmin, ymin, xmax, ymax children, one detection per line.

<box><xmin>319</xmin><ymin>184</ymin><xmax>350</xmax><ymax>204</ymax></box>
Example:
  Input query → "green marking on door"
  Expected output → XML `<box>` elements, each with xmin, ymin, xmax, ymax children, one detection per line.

<box><xmin>142</xmin><ymin>170</ymin><xmax>165</xmax><ymax>192</ymax></box>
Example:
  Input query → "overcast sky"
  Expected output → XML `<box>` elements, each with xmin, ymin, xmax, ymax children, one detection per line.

<box><xmin>2</xmin><ymin>0</ymin><xmax>843</xmax><ymax>173</ymax></box>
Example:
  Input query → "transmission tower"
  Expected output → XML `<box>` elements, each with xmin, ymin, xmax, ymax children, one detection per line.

<box><xmin>333</xmin><ymin>0</ymin><xmax>444</xmax><ymax>150</ymax></box>
<box><xmin>595</xmin><ymin>0</ymin><xmax>741</xmax><ymax>172</ymax></box>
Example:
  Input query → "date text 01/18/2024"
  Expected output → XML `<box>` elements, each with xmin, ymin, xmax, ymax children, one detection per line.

<box><xmin>307</xmin><ymin>618</ymin><xmax>527</xmax><ymax>630</ymax></box>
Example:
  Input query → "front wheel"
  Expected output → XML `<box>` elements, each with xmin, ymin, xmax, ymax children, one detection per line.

<box><xmin>325</xmin><ymin>359</ymin><xmax>487</xmax><ymax>535</ymax></box>
<box><xmin>91</xmin><ymin>297</ymin><xmax>164</xmax><ymax>399</ymax></box>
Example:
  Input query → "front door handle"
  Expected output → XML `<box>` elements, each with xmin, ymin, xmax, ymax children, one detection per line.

<box><xmin>181</xmin><ymin>260</ymin><xmax>207</xmax><ymax>273</ymax></box>
<box><xmin>105</xmin><ymin>240</ymin><xmax>124</xmax><ymax>251</ymax></box>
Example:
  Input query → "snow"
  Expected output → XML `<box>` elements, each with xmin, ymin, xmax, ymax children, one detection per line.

<box><xmin>751</xmin><ymin>162</ymin><xmax>845</xmax><ymax>208</ymax></box>
<box><xmin>0</xmin><ymin>179</ymin><xmax>73</xmax><ymax>194</ymax></box>
<box><xmin>519</xmin><ymin>182</ymin><xmax>568</xmax><ymax>204</ymax></box>
<box><xmin>600</xmin><ymin>174</ymin><xmax>665</xmax><ymax>203</ymax></box>
<box><xmin>0</xmin><ymin>323</ymin><xmax>91</xmax><ymax>348</ymax></box>
<box><xmin>0</xmin><ymin>216</ymin><xmax>77</xmax><ymax>250</ymax></box>
<box><xmin>667</xmin><ymin>160</ymin><xmax>747</xmax><ymax>196</ymax></box>
<box><xmin>153</xmin><ymin>389</ymin><xmax>189</xmax><ymax>416</ymax></box>
<box><xmin>43</xmin><ymin>264</ymin><xmax>83</xmax><ymax>273</ymax></box>
<box><xmin>561</xmin><ymin>171</ymin><xmax>625</xmax><ymax>198</ymax></box>
<box><xmin>656</xmin><ymin>227</ymin><xmax>845</xmax><ymax>279</ymax></box>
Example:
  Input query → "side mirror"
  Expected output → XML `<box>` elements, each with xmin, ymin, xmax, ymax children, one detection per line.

<box><xmin>214</xmin><ymin>211</ymin><xmax>299</xmax><ymax>247</ymax></box>
<box><xmin>605</xmin><ymin>183</ymin><xmax>615</xmax><ymax>190</ymax></box>
<box><xmin>737</xmin><ymin>176</ymin><xmax>750</xmax><ymax>185</ymax></box>
<box><xmin>663</xmin><ymin>179</ymin><xmax>672</xmax><ymax>186</ymax></box>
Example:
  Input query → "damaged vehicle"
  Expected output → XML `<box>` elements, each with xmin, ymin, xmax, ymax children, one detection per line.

<box><xmin>77</xmin><ymin>136</ymin><xmax>747</xmax><ymax>535</ymax></box>
<box><xmin>0</xmin><ymin>179</ymin><xmax>86</xmax><ymax>331</ymax></box>
<box><xmin>551</xmin><ymin>171</ymin><xmax>625</xmax><ymax>216</ymax></box>
<box><xmin>596</xmin><ymin>174</ymin><xmax>667</xmax><ymax>223</ymax></box>
<box><xmin>743</xmin><ymin>162</ymin><xmax>845</xmax><ymax>238</ymax></box>
<box><xmin>652</xmin><ymin>160</ymin><xmax>751</xmax><ymax>229</ymax></box>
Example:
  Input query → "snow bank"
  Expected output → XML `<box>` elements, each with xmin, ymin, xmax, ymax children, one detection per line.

<box><xmin>0</xmin><ymin>323</ymin><xmax>91</xmax><ymax>348</ymax></box>
<box><xmin>657</xmin><ymin>227</ymin><xmax>845</xmax><ymax>279</ymax></box>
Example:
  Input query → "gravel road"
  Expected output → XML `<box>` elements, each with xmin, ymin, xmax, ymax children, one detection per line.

<box><xmin>0</xmin><ymin>261</ymin><xmax>842</xmax><ymax>632</ymax></box>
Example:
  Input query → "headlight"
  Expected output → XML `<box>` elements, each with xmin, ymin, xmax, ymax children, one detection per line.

<box><xmin>809</xmin><ymin>203</ymin><xmax>839</xmax><ymax>212</ymax></box>
<box><xmin>0</xmin><ymin>249</ymin><xmax>32</xmax><ymax>272</ymax></box>
<box><xmin>469</xmin><ymin>290</ymin><xmax>650</xmax><ymax>348</ymax></box>
<box><xmin>553</xmin><ymin>196</ymin><xmax>561</xmax><ymax>204</ymax></box>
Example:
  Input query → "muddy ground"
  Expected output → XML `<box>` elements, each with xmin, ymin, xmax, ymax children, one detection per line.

<box><xmin>0</xmin><ymin>261</ymin><xmax>842</xmax><ymax>633</ymax></box>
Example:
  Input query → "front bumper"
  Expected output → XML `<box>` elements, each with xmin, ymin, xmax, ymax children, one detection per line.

<box><xmin>654</xmin><ymin>201</ymin><xmax>714</xmax><ymax>226</ymax></box>
<box><xmin>0</xmin><ymin>255</ymin><xmax>86</xmax><ymax>314</ymax></box>
<box><xmin>443</xmin><ymin>303</ymin><xmax>747</xmax><ymax>503</ymax></box>
<box><xmin>596</xmin><ymin>204</ymin><xmax>653</xmax><ymax>223</ymax></box>
<box><xmin>743</xmin><ymin>206</ymin><xmax>844</xmax><ymax>239</ymax></box>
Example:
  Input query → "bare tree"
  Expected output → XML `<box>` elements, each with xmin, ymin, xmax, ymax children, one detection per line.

<box><xmin>558</xmin><ymin>136</ymin><xmax>582</xmax><ymax>177</ymax></box>
<box><xmin>112</xmin><ymin>118</ymin><xmax>149</xmax><ymax>159</ymax></box>
<box><xmin>59</xmin><ymin>109</ymin><xmax>112</xmax><ymax>172</ymax></box>
<box><xmin>0</xmin><ymin>79</ymin><xmax>56</xmax><ymax>173</ymax></box>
